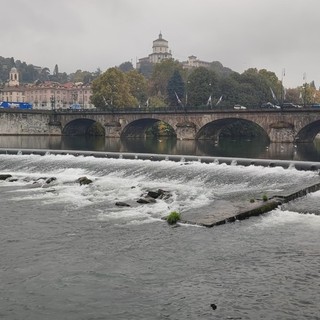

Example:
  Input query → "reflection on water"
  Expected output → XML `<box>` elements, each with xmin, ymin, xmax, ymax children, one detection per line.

<box><xmin>1</xmin><ymin>135</ymin><xmax>320</xmax><ymax>161</ymax></box>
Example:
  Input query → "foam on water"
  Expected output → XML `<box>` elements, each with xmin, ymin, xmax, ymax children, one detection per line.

<box><xmin>1</xmin><ymin>153</ymin><xmax>320</xmax><ymax>225</ymax></box>
<box><xmin>253</xmin><ymin>207</ymin><xmax>320</xmax><ymax>230</ymax></box>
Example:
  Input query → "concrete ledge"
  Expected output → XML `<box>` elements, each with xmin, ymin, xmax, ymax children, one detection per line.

<box><xmin>180</xmin><ymin>182</ymin><xmax>320</xmax><ymax>227</ymax></box>
<box><xmin>1</xmin><ymin>148</ymin><xmax>320</xmax><ymax>171</ymax></box>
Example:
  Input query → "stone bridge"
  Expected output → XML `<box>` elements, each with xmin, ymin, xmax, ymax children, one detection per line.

<box><xmin>1</xmin><ymin>108</ymin><xmax>320</xmax><ymax>143</ymax></box>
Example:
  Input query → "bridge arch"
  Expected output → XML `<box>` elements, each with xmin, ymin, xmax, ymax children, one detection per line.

<box><xmin>196</xmin><ymin>118</ymin><xmax>270</xmax><ymax>142</ymax></box>
<box><xmin>295</xmin><ymin>120</ymin><xmax>320</xmax><ymax>142</ymax></box>
<box><xmin>121</xmin><ymin>118</ymin><xmax>176</xmax><ymax>138</ymax></box>
<box><xmin>62</xmin><ymin>118</ymin><xmax>105</xmax><ymax>136</ymax></box>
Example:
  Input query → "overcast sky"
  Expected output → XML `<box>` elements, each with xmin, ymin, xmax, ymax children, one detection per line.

<box><xmin>2</xmin><ymin>0</ymin><xmax>319</xmax><ymax>88</ymax></box>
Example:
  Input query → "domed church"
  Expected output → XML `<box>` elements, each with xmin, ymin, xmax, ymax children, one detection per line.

<box><xmin>137</xmin><ymin>32</ymin><xmax>172</xmax><ymax>69</ymax></box>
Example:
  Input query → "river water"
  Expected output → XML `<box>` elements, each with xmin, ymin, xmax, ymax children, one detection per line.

<box><xmin>0</xmin><ymin>146</ymin><xmax>319</xmax><ymax>319</ymax></box>
<box><xmin>1</xmin><ymin>135</ymin><xmax>320</xmax><ymax>161</ymax></box>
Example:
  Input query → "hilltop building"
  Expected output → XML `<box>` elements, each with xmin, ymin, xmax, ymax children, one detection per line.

<box><xmin>0</xmin><ymin>67</ymin><xmax>94</xmax><ymax>109</ymax></box>
<box><xmin>182</xmin><ymin>55</ymin><xmax>211</xmax><ymax>70</ymax></box>
<box><xmin>136</xmin><ymin>32</ymin><xmax>173</xmax><ymax>69</ymax></box>
<box><xmin>136</xmin><ymin>33</ymin><xmax>211</xmax><ymax>73</ymax></box>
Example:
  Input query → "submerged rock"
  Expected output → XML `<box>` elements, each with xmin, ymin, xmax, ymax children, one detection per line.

<box><xmin>0</xmin><ymin>174</ymin><xmax>12</xmax><ymax>181</ymax></box>
<box><xmin>45</xmin><ymin>177</ymin><xmax>57</xmax><ymax>184</ymax></box>
<box><xmin>146</xmin><ymin>189</ymin><xmax>172</xmax><ymax>200</ymax></box>
<box><xmin>77</xmin><ymin>176</ymin><xmax>93</xmax><ymax>185</ymax></box>
<box><xmin>115</xmin><ymin>202</ymin><xmax>131</xmax><ymax>207</ymax></box>
<box><xmin>137</xmin><ymin>197</ymin><xmax>156</xmax><ymax>204</ymax></box>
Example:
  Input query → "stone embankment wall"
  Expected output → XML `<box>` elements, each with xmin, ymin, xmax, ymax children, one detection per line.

<box><xmin>0</xmin><ymin>111</ymin><xmax>61</xmax><ymax>135</ymax></box>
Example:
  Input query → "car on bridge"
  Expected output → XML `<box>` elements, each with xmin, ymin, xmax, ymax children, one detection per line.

<box><xmin>281</xmin><ymin>102</ymin><xmax>302</xmax><ymax>109</ymax></box>
<box><xmin>233</xmin><ymin>104</ymin><xmax>247</xmax><ymax>110</ymax></box>
<box><xmin>260</xmin><ymin>102</ymin><xmax>280</xmax><ymax>109</ymax></box>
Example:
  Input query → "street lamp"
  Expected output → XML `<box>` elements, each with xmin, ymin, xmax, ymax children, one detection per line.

<box><xmin>303</xmin><ymin>72</ymin><xmax>307</xmax><ymax>108</ymax></box>
<box><xmin>50</xmin><ymin>95</ymin><xmax>55</xmax><ymax>110</ymax></box>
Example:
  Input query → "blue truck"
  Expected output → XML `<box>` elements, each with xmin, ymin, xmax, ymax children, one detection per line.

<box><xmin>0</xmin><ymin>101</ymin><xmax>33</xmax><ymax>109</ymax></box>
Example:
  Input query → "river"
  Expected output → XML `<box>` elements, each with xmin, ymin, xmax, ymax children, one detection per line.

<box><xmin>0</xmin><ymin>136</ymin><xmax>319</xmax><ymax>319</ymax></box>
<box><xmin>1</xmin><ymin>135</ymin><xmax>320</xmax><ymax>161</ymax></box>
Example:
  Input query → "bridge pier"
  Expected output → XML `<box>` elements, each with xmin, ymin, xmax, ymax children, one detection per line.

<box><xmin>269</xmin><ymin>123</ymin><xmax>295</xmax><ymax>143</ymax></box>
<box><xmin>104</xmin><ymin>121</ymin><xmax>121</xmax><ymax>138</ymax></box>
<box><xmin>175</xmin><ymin>122</ymin><xmax>197</xmax><ymax>140</ymax></box>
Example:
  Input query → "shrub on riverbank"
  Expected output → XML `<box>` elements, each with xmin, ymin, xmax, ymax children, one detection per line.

<box><xmin>166</xmin><ymin>211</ymin><xmax>181</xmax><ymax>225</ymax></box>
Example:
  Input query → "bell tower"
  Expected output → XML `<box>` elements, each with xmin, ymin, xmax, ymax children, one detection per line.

<box><xmin>8</xmin><ymin>67</ymin><xmax>20</xmax><ymax>87</ymax></box>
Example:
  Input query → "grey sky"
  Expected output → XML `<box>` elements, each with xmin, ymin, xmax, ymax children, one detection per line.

<box><xmin>1</xmin><ymin>0</ymin><xmax>319</xmax><ymax>88</ymax></box>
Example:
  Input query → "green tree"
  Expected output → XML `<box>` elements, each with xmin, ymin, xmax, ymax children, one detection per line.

<box><xmin>209</xmin><ymin>61</ymin><xmax>233</xmax><ymax>78</ymax></box>
<box><xmin>148</xmin><ymin>96</ymin><xmax>166</xmax><ymax>108</ymax></box>
<box><xmin>126</xmin><ymin>70</ymin><xmax>148</xmax><ymax>106</ymax></box>
<box><xmin>39</xmin><ymin>67</ymin><xmax>50</xmax><ymax>81</ymax></box>
<box><xmin>217</xmin><ymin>73</ymin><xmax>240</xmax><ymax>108</ymax></box>
<box><xmin>187</xmin><ymin>67</ymin><xmax>217</xmax><ymax>107</ymax></box>
<box><xmin>70</xmin><ymin>69</ymin><xmax>94</xmax><ymax>84</ymax></box>
<box><xmin>167</xmin><ymin>70</ymin><xmax>185</xmax><ymax>107</ymax></box>
<box><xmin>90</xmin><ymin>67</ymin><xmax>137</xmax><ymax>108</ymax></box>
<box><xmin>150</xmin><ymin>59</ymin><xmax>184</xmax><ymax>98</ymax></box>
<box><xmin>118</xmin><ymin>61</ymin><xmax>134</xmax><ymax>73</ymax></box>
<box><xmin>138</xmin><ymin>60</ymin><xmax>154</xmax><ymax>79</ymax></box>
<box><xmin>53</xmin><ymin>64</ymin><xmax>59</xmax><ymax>76</ymax></box>
<box><xmin>285</xmin><ymin>88</ymin><xmax>301</xmax><ymax>104</ymax></box>
<box><xmin>230</xmin><ymin>68</ymin><xmax>281</xmax><ymax>107</ymax></box>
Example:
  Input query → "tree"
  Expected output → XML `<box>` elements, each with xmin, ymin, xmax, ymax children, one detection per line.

<box><xmin>230</xmin><ymin>68</ymin><xmax>281</xmax><ymax>107</ymax></box>
<box><xmin>90</xmin><ymin>67</ymin><xmax>137</xmax><ymax>108</ymax></box>
<box><xmin>150</xmin><ymin>59</ymin><xmax>184</xmax><ymax>98</ymax></box>
<box><xmin>39</xmin><ymin>67</ymin><xmax>50</xmax><ymax>81</ymax></box>
<box><xmin>53</xmin><ymin>64</ymin><xmax>59</xmax><ymax>76</ymax></box>
<box><xmin>167</xmin><ymin>70</ymin><xmax>185</xmax><ymax>107</ymax></box>
<box><xmin>209</xmin><ymin>61</ymin><xmax>233</xmax><ymax>78</ymax></box>
<box><xmin>285</xmin><ymin>88</ymin><xmax>300</xmax><ymax>104</ymax></box>
<box><xmin>69</xmin><ymin>69</ymin><xmax>94</xmax><ymax>84</ymax></box>
<box><xmin>187</xmin><ymin>67</ymin><xmax>217</xmax><ymax>107</ymax></box>
<box><xmin>126</xmin><ymin>70</ymin><xmax>148</xmax><ymax>106</ymax></box>
<box><xmin>118</xmin><ymin>61</ymin><xmax>134</xmax><ymax>73</ymax></box>
<box><xmin>138</xmin><ymin>60</ymin><xmax>154</xmax><ymax>79</ymax></box>
<box><xmin>217</xmin><ymin>73</ymin><xmax>240</xmax><ymax>108</ymax></box>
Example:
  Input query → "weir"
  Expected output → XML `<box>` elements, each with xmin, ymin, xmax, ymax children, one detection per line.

<box><xmin>1</xmin><ymin>148</ymin><xmax>320</xmax><ymax>227</ymax></box>
<box><xmin>1</xmin><ymin>147</ymin><xmax>320</xmax><ymax>171</ymax></box>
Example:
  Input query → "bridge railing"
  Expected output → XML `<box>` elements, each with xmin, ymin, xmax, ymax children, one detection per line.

<box><xmin>1</xmin><ymin>104</ymin><xmax>320</xmax><ymax>114</ymax></box>
<box><xmin>51</xmin><ymin>105</ymin><xmax>320</xmax><ymax>114</ymax></box>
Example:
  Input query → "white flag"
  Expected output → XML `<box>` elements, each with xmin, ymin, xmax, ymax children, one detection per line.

<box><xmin>206</xmin><ymin>95</ymin><xmax>212</xmax><ymax>106</ymax></box>
<box><xmin>174</xmin><ymin>91</ymin><xmax>182</xmax><ymax>105</ymax></box>
<box><xmin>216</xmin><ymin>95</ymin><xmax>223</xmax><ymax>106</ymax></box>
<box><xmin>270</xmin><ymin>87</ymin><xmax>278</xmax><ymax>102</ymax></box>
<box><xmin>102</xmin><ymin>96</ymin><xmax>108</xmax><ymax>106</ymax></box>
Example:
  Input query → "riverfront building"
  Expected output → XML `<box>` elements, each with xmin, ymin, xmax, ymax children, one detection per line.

<box><xmin>0</xmin><ymin>67</ymin><xmax>94</xmax><ymax>109</ymax></box>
